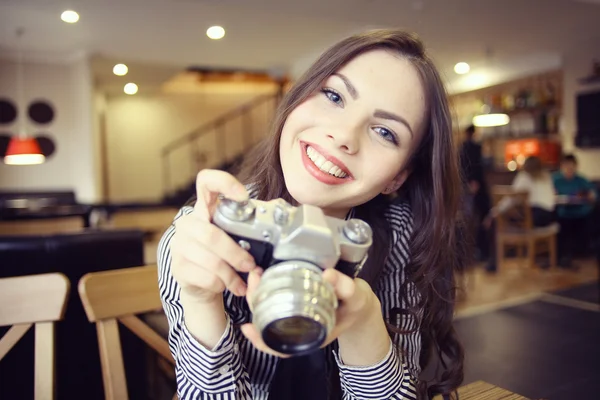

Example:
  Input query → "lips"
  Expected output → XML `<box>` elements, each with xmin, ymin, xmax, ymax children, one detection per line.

<box><xmin>299</xmin><ymin>141</ymin><xmax>354</xmax><ymax>185</ymax></box>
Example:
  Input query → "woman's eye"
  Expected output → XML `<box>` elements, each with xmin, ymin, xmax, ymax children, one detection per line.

<box><xmin>373</xmin><ymin>127</ymin><xmax>399</xmax><ymax>145</ymax></box>
<box><xmin>321</xmin><ymin>88</ymin><xmax>343</xmax><ymax>106</ymax></box>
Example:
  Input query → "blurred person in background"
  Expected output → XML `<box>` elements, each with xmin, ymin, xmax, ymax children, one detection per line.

<box><xmin>459</xmin><ymin>125</ymin><xmax>491</xmax><ymax>263</ymax></box>
<box><xmin>552</xmin><ymin>154</ymin><xmax>598</xmax><ymax>268</ymax></box>
<box><xmin>483</xmin><ymin>156</ymin><xmax>556</xmax><ymax>271</ymax></box>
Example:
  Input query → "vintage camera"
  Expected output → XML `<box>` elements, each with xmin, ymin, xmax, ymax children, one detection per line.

<box><xmin>213</xmin><ymin>197</ymin><xmax>373</xmax><ymax>356</ymax></box>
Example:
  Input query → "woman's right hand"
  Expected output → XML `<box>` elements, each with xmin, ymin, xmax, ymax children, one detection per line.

<box><xmin>170</xmin><ymin>169</ymin><xmax>257</xmax><ymax>304</ymax></box>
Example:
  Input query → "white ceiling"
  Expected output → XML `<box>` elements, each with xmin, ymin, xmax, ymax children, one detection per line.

<box><xmin>1</xmin><ymin>0</ymin><xmax>599</xmax><ymax>94</ymax></box>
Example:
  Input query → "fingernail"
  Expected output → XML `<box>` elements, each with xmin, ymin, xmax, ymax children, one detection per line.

<box><xmin>232</xmin><ymin>185</ymin><xmax>248</xmax><ymax>199</ymax></box>
<box><xmin>253</xmin><ymin>267</ymin><xmax>264</xmax><ymax>277</ymax></box>
<box><xmin>241</xmin><ymin>260</ymin><xmax>255</xmax><ymax>271</ymax></box>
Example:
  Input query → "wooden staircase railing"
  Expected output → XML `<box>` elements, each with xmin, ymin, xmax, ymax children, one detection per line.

<box><xmin>160</xmin><ymin>92</ymin><xmax>281</xmax><ymax>197</ymax></box>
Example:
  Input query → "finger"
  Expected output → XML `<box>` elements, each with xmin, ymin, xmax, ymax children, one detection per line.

<box><xmin>322</xmin><ymin>269</ymin><xmax>356</xmax><ymax>301</ymax></box>
<box><xmin>194</xmin><ymin>221</ymin><xmax>256</xmax><ymax>272</ymax></box>
<box><xmin>245</xmin><ymin>267</ymin><xmax>264</xmax><ymax>311</ymax></box>
<box><xmin>172</xmin><ymin>234</ymin><xmax>248</xmax><ymax>297</ymax></box>
<box><xmin>194</xmin><ymin>169</ymin><xmax>248</xmax><ymax>220</ymax></box>
<box><xmin>175</xmin><ymin>215</ymin><xmax>256</xmax><ymax>273</ymax></box>
<box><xmin>172</xmin><ymin>258</ymin><xmax>226</xmax><ymax>298</ymax></box>
<box><xmin>240</xmin><ymin>323</ymin><xmax>291</xmax><ymax>358</ymax></box>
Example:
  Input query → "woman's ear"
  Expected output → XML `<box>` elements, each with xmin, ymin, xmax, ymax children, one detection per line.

<box><xmin>382</xmin><ymin>169</ymin><xmax>410</xmax><ymax>194</ymax></box>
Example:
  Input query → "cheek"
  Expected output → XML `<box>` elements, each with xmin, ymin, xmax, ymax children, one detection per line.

<box><xmin>285</xmin><ymin>99</ymin><xmax>328</xmax><ymax>133</ymax></box>
<box><xmin>361</xmin><ymin>154</ymin><xmax>403</xmax><ymax>185</ymax></box>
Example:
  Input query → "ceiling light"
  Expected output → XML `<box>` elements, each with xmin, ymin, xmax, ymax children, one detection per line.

<box><xmin>113</xmin><ymin>64</ymin><xmax>128</xmax><ymax>76</ymax></box>
<box><xmin>472</xmin><ymin>113</ymin><xmax>510</xmax><ymax>127</ymax></box>
<box><xmin>454</xmin><ymin>62</ymin><xmax>470</xmax><ymax>75</ymax></box>
<box><xmin>206</xmin><ymin>26</ymin><xmax>225</xmax><ymax>40</ymax></box>
<box><xmin>124</xmin><ymin>83</ymin><xmax>138</xmax><ymax>95</ymax></box>
<box><xmin>61</xmin><ymin>10</ymin><xmax>80</xmax><ymax>24</ymax></box>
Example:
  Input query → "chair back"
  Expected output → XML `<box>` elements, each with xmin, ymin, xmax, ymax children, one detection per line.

<box><xmin>78</xmin><ymin>265</ymin><xmax>174</xmax><ymax>400</ymax></box>
<box><xmin>0</xmin><ymin>273</ymin><xmax>70</xmax><ymax>400</ymax></box>
<box><xmin>491</xmin><ymin>185</ymin><xmax>533</xmax><ymax>231</ymax></box>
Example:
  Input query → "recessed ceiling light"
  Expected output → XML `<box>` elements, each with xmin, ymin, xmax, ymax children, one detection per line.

<box><xmin>113</xmin><ymin>64</ymin><xmax>128</xmax><ymax>76</ymax></box>
<box><xmin>61</xmin><ymin>10</ymin><xmax>79</xmax><ymax>24</ymax></box>
<box><xmin>124</xmin><ymin>83</ymin><xmax>138</xmax><ymax>95</ymax></box>
<box><xmin>454</xmin><ymin>62</ymin><xmax>470</xmax><ymax>75</ymax></box>
<box><xmin>206</xmin><ymin>26</ymin><xmax>225</xmax><ymax>40</ymax></box>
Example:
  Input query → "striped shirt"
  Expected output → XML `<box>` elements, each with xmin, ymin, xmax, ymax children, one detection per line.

<box><xmin>157</xmin><ymin>199</ymin><xmax>421</xmax><ymax>400</ymax></box>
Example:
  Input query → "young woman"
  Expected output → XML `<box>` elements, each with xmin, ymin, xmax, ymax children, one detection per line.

<box><xmin>158</xmin><ymin>29</ymin><xmax>466</xmax><ymax>400</ymax></box>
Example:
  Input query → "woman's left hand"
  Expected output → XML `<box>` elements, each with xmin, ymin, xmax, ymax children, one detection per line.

<box><xmin>240</xmin><ymin>267</ymin><xmax>381</xmax><ymax>358</ymax></box>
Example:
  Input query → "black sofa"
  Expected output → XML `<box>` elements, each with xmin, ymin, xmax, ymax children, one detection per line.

<box><xmin>0</xmin><ymin>229</ymin><xmax>150</xmax><ymax>400</ymax></box>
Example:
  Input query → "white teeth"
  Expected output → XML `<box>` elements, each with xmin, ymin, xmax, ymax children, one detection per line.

<box><xmin>305</xmin><ymin>146</ymin><xmax>348</xmax><ymax>178</ymax></box>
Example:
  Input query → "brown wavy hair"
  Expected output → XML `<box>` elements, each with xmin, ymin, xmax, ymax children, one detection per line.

<box><xmin>237</xmin><ymin>29</ymin><xmax>466</xmax><ymax>399</ymax></box>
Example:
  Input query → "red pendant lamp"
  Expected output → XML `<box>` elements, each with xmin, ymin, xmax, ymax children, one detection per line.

<box><xmin>3</xmin><ymin>27</ymin><xmax>45</xmax><ymax>166</ymax></box>
<box><xmin>4</xmin><ymin>137</ymin><xmax>45</xmax><ymax>165</ymax></box>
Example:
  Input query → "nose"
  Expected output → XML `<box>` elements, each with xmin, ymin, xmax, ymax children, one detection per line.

<box><xmin>326</xmin><ymin>124</ymin><xmax>360</xmax><ymax>154</ymax></box>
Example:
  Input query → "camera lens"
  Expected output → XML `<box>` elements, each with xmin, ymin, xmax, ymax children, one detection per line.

<box><xmin>250</xmin><ymin>261</ymin><xmax>337</xmax><ymax>356</ymax></box>
<box><xmin>263</xmin><ymin>316</ymin><xmax>326</xmax><ymax>354</ymax></box>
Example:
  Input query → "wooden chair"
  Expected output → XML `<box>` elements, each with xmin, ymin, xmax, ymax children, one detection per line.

<box><xmin>0</xmin><ymin>273</ymin><xmax>70</xmax><ymax>400</ymax></box>
<box><xmin>492</xmin><ymin>185</ymin><xmax>559</xmax><ymax>270</ymax></box>
<box><xmin>78</xmin><ymin>265</ymin><xmax>176</xmax><ymax>400</ymax></box>
<box><xmin>433</xmin><ymin>380</ymin><xmax>530</xmax><ymax>399</ymax></box>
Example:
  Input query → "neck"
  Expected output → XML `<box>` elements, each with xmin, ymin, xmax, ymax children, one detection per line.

<box><xmin>321</xmin><ymin>207</ymin><xmax>352</xmax><ymax>220</ymax></box>
<box><xmin>286</xmin><ymin>192</ymin><xmax>352</xmax><ymax>220</ymax></box>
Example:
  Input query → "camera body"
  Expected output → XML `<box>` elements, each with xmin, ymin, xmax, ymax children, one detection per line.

<box><xmin>213</xmin><ymin>197</ymin><xmax>373</xmax><ymax>355</ymax></box>
<box><xmin>213</xmin><ymin>197</ymin><xmax>372</xmax><ymax>277</ymax></box>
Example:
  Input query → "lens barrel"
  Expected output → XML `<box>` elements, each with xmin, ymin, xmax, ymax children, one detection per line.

<box><xmin>250</xmin><ymin>261</ymin><xmax>338</xmax><ymax>355</ymax></box>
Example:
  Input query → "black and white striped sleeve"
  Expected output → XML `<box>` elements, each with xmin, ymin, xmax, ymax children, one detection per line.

<box><xmin>333</xmin><ymin>201</ymin><xmax>420</xmax><ymax>400</ymax></box>
<box><xmin>157</xmin><ymin>206</ymin><xmax>253</xmax><ymax>399</ymax></box>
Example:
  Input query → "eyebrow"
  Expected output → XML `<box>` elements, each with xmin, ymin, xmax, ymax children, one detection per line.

<box><xmin>332</xmin><ymin>72</ymin><xmax>414</xmax><ymax>138</ymax></box>
<box><xmin>332</xmin><ymin>73</ymin><xmax>358</xmax><ymax>99</ymax></box>
<box><xmin>374</xmin><ymin>109</ymin><xmax>414</xmax><ymax>138</ymax></box>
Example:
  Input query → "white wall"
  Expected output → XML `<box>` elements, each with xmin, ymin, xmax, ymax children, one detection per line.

<box><xmin>561</xmin><ymin>44</ymin><xmax>600</xmax><ymax>180</ymax></box>
<box><xmin>104</xmin><ymin>88</ymin><xmax>276</xmax><ymax>202</ymax></box>
<box><xmin>0</xmin><ymin>55</ymin><xmax>99</xmax><ymax>202</ymax></box>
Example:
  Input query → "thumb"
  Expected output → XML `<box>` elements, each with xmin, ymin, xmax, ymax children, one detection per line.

<box><xmin>246</xmin><ymin>267</ymin><xmax>264</xmax><ymax>312</ymax></box>
<box><xmin>322</xmin><ymin>269</ymin><xmax>355</xmax><ymax>301</ymax></box>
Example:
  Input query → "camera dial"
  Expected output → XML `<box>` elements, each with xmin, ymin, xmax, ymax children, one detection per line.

<box><xmin>343</xmin><ymin>219</ymin><xmax>372</xmax><ymax>245</ymax></box>
<box><xmin>218</xmin><ymin>197</ymin><xmax>255</xmax><ymax>222</ymax></box>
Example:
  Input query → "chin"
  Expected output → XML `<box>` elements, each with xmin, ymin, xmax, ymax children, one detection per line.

<box><xmin>284</xmin><ymin>171</ymin><xmax>326</xmax><ymax>205</ymax></box>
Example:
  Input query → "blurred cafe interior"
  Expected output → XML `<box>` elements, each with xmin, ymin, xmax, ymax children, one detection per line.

<box><xmin>0</xmin><ymin>1</ymin><xmax>599</xmax><ymax>399</ymax></box>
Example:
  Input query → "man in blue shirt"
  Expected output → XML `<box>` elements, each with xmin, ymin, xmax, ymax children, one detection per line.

<box><xmin>552</xmin><ymin>154</ymin><xmax>598</xmax><ymax>267</ymax></box>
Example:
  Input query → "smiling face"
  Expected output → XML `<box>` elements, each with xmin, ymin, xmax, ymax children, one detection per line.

<box><xmin>279</xmin><ymin>49</ymin><xmax>428</xmax><ymax>218</ymax></box>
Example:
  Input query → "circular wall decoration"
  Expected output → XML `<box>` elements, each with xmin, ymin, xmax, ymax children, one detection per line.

<box><xmin>35</xmin><ymin>134</ymin><xmax>57</xmax><ymax>157</ymax></box>
<box><xmin>0</xmin><ymin>99</ymin><xmax>17</xmax><ymax>124</ymax></box>
<box><xmin>0</xmin><ymin>133</ymin><xmax>10</xmax><ymax>156</ymax></box>
<box><xmin>28</xmin><ymin>100</ymin><xmax>55</xmax><ymax>124</ymax></box>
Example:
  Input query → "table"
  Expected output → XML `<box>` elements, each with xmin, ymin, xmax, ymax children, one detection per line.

<box><xmin>434</xmin><ymin>380</ymin><xmax>530</xmax><ymax>399</ymax></box>
<box><xmin>555</xmin><ymin>194</ymin><xmax>594</xmax><ymax>205</ymax></box>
